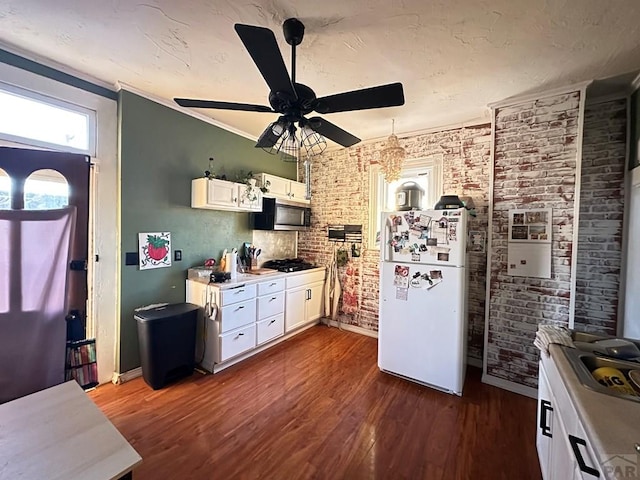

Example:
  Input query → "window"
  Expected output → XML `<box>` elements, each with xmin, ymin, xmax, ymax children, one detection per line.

<box><xmin>0</xmin><ymin>83</ymin><xmax>95</xmax><ymax>155</ymax></box>
<box><xmin>369</xmin><ymin>155</ymin><xmax>443</xmax><ymax>248</ymax></box>
<box><xmin>0</xmin><ymin>168</ymin><xmax>10</xmax><ymax>209</ymax></box>
<box><xmin>24</xmin><ymin>169</ymin><xmax>69</xmax><ymax>210</ymax></box>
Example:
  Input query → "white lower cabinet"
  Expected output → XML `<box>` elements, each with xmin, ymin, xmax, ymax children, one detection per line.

<box><xmin>285</xmin><ymin>270</ymin><xmax>325</xmax><ymax>332</ymax></box>
<box><xmin>537</xmin><ymin>357</ymin><xmax>603</xmax><ymax>480</ymax></box>
<box><xmin>256</xmin><ymin>314</ymin><xmax>285</xmax><ymax>345</ymax></box>
<box><xmin>186</xmin><ymin>270</ymin><xmax>323</xmax><ymax>372</ymax></box>
<box><xmin>219</xmin><ymin>324</ymin><xmax>256</xmax><ymax>363</ymax></box>
<box><xmin>256</xmin><ymin>278</ymin><xmax>285</xmax><ymax>346</ymax></box>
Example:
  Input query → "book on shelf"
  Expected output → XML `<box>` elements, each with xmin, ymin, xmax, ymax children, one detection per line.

<box><xmin>65</xmin><ymin>339</ymin><xmax>98</xmax><ymax>389</ymax></box>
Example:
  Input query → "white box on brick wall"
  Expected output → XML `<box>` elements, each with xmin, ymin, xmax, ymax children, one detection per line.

<box><xmin>507</xmin><ymin>208</ymin><xmax>552</xmax><ymax>278</ymax></box>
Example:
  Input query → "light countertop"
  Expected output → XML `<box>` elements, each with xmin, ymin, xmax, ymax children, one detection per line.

<box><xmin>549</xmin><ymin>344</ymin><xmax>640</xmax><ymax>477</ymax></box>
<box><xmin>187</xmin><ymin>266</ymin><xmax>326</xmax><ymax>290</ymax></box>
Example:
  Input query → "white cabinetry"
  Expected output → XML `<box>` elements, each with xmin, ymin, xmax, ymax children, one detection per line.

<box><xmin>285</xmin><ymin>270</ymin><xmax>325</xmax><ymax>332</ymax></box>
<box><xmin>256</xmin><ymin>278</ymin><xmax>285</xmax><ymax>345</ymax></box>
<box><xmin>191</xmin><ymin>178</ymin><xmax>262</xmax><ymax>212</ymax></box>
<box><xmin>186</xmin><ymin>270</ymin><xmax>325</xmax><ymax>373</ymax></box>
<box><xmin>256</xmin><ymin>173</ymin><xmax>309</xmax><ymax>203</ymax></box>
<box><xmin>537</xmin><ymin>356</ymin><xmax>603</xmax><ymax>480</ymax></box>
<box><xmin>187</xmin><ymin>282</ymin><xmax>257</xmax><ymax>370</ymax></box>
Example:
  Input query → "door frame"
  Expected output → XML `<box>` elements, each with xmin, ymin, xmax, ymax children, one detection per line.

<box><xmin>0</xmin><ymin>57</ymin><xmax>119</xmax><ymax>384</ymax></box>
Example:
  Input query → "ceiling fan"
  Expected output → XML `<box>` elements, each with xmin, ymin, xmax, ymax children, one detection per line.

<box><xmin>174</xmin><ymin>18</ymin><xmax>405</xmax><ymax>155</ymax></box>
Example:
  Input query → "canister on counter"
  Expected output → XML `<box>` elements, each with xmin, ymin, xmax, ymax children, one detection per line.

<box><xmin>591</xmin><ymin>367</ymin><xmax>638</xmax><ymax>397</ymax></box>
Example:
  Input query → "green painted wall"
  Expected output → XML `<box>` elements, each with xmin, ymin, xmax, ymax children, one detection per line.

<box><xmin>631</xmin><ymin>89</ymin><xmax>639</xmax><ymax>170</ymax></box>
<box><xmin>119</xmin><ymin>91</ymin><xmax>295</xmax><ymax>372</ymax></box>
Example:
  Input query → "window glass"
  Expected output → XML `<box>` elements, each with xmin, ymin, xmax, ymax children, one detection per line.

<box><xmin>0</xmin><ymin>86</ymin><xmax>92</xmax><ymax>153</ymax></box>
<box><xmin>0</xmin><ymin>168</ymin><xmax>10</xmax><ymax>209</ymax></box>
<box><xmin>369</xmin><ymin>156</ymin><xmax>443</xmax><ymax>248</ymax></box>
<box><xmin>24</xmin><ymin>169</ymin><xmax>69</xmax><ymax>210</ymax></box>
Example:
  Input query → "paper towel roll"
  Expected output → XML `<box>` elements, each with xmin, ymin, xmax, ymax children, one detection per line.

<box><xmin>225</xmin><ymin>252</ymin><xmax>237</xmax><ymax>279</ymax></box>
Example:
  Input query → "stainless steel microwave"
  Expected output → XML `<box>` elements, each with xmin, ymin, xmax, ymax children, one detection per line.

<box><xmin>250</xmin><ymin>197</ymin><xmax>311</xmax><ymax>231</ymax></box>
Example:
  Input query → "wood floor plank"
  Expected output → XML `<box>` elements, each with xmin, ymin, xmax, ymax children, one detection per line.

<box><xmin>90</xmin><ymin>326</ymin><xmax>541</xmax><ymax>480</ymax></box>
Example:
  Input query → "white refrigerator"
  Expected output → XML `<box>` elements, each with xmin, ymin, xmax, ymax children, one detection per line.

<box><xmin>378</xmin><ymin>208</ymin><xmax>468</xmax><ymax>395</ymax></box>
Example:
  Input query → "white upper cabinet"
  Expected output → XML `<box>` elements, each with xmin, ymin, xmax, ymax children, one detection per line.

<box><xmin>256</xmin><ymin>173</ymin><xmax>309</xmax><ymax>204</ymax></box>
<box><xmin>191</xmin><ymin>178</ymin><xmax>262</xmax><ymax>212</ymax></box>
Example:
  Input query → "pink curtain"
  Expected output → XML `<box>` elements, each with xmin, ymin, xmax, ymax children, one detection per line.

<box><xmin>0</xmin><ymin>207</ymin><xmax>76</xmax><ymax>404</ymax></box>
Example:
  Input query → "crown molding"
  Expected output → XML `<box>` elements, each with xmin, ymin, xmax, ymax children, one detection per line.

<box><xmin>488</xmin><ymin>80</ymin><xmax>593</xmax><ymax>109</ymax></box>
<box><xmin>116</xmin><ymin>82</ymin><xmax>257</xmax><ymax>142</ymax></box>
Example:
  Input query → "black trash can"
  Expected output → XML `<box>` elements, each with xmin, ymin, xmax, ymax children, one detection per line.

<box><xmin>134</xmin><ymin>302</ymin><xmax>199</xmax><ymax>390</ymax></box>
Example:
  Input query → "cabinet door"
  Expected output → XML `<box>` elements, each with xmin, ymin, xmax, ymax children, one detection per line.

<box><xmin>537</xmin><ymin>364</ymin><xmax>554</xmax><ymax>480</ymax></box>
<box><xmin>549</xmin><ymin>411</ymin><xmax>579</xmax><ymax>480</ymax></box>
<box><xmin>237</xmin><ymin>183</ymin><xmax>263</xmax><ymax>212</ymax></box>
<box><xmin>285</xmin><ymin>287</ymin><xmax>307</xmax><ymax>332</ymax></box>
<box><xmin>288</xmin><ymin>181</ymin><xmax>307</xmax><ymax>201</ymax></box>
<box><xmin>307</xmin><ymin>281</ymin><xmax>324</xmax><ymax>322</ymax></box>
<box><xmin>207</xmin><ymin>178</ymin><xmax>238</xmax><ymax>207</ymax></box>
<box><xmin>262</xmin><ymin>174</ymin><xmax>290</xmax><ymax>198</ymax></box>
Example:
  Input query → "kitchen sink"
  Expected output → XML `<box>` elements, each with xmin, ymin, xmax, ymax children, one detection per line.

<box><xmin>571</xmin><ymin>331</ymin><xmax>612</xmax><ymax>344</ymax></box>
<box><xmin>560</xmin><ymin>346</ymin><xmax>640</xmax><ymax>403</ymax></box>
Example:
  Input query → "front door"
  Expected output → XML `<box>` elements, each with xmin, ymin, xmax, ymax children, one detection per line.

<box><xmin>0</xmin><ymin>147</ymin><xmax>90</xmax><ymax>334</ymax></box>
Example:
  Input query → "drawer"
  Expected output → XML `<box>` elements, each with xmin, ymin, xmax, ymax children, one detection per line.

<box><xmin>256</xmin><ymin>314</ymin><xmax>284</xmax><ymax>345</ymax></box>
<box><xmin>219</xmin><ymin>284</ymin><xmax>256</xmax><ymax>306</ymax></box>
<box><xmin>285</xmin><ymin>269</ymin><xmax>325</xmax><ymax>289</ymax></box>
<box><xmin>218</xmin><ymin>324</ymin><xmax>256</xmax><ymax>363</ymax></box>
<box><xmin>219</xmin><ymin>299</ymin><xmax>256</xmax><ymax>333</ymax></box>
<box><xmin>257</xmin><ymin>278</ymin><xmax>285</xmax><ymax>296</ymax></box>
<box><xmin>257</xmin><ymin>291</ymin><xmax>285</xmax><ymax>320</ymax></box>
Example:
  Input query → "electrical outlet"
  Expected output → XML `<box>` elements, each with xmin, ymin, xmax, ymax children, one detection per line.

<box><xmin>174</xmin><ymin>250</ymin><xmax>182</xmax><ymax>261</ymax></box>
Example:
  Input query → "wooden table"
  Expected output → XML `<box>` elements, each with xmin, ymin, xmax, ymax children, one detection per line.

<box><xmin>0</xmin><ymin>381</ymin><xmax>142</xmax><ymax>479</ymax></box>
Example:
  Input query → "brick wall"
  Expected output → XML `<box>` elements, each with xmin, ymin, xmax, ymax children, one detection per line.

<box><xmin>298</xmin><ymin>124</ymin><xmax>492</xmax><ymax>362</ymax></box>
<box><xmin>487</xmin><ymin>91</ymin><xmax>582</xmax><ymax>388</ymax></box>
<box><xmin>574</xmin><ymin>99</ymin><xmax>627</xmax><ymax>334</ymax></box>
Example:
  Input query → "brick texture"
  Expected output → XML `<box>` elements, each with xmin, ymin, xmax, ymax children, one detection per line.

<box><xmin>574</xmin><ymin>99</ymin><xmax>627</xmax><ymax>334</ymax></box>
<box><xmin>298</xmin><ymin>125</ymin><xmax>492</xmax><ymax>362</ymax></box>
<box><xmin>487</xmin><ymin>92</ymin><xmax>582</xmax><ymax>388</ymax></box>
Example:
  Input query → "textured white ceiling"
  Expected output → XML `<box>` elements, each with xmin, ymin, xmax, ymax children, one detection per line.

<box><xmin>1</xmin><ymin>0</ymin><xmax>639</xmax><ymax>144</ymax></box>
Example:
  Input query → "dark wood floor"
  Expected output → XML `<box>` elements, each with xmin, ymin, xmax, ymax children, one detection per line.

<box><xmin>90</xmin><ymin>326</ymin><xmax>541</xmax><ymax>480</ymax></box>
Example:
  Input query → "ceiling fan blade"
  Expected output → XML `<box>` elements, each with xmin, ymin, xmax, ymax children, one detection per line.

<box><xmin>234</xmin><ymin>24</ymin><xmax>297</xmax><ymax>99</ymax></box>
<box><xmin>174</xmin><ymin>98</ymin><xmax>274</xmax><ymax>112</ymax></box>
<box><xmin>308</xmin><ymin>117</ymin><xmax>360</xmax><ymax>147</ymax></box>
<box><xmin>314</xmin><ymin>82</ymin><xmax>405</xmax><ymax>114</ymax></box>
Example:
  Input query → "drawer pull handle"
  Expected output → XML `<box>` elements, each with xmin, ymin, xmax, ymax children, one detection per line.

<box><xmin>269</xmin><ymin>319</ymin><xmax>276</xmax><ymax>325</ymax></box>
<box><xmin>270</xmin><ymin>283</ymin><xmax>277</xmax><ymax>286</ymax></box>
<box><xmin>235</xmin><ymin>332</ymin><xmax>245</xmax><ymax>339</ymax></box>
<box><xmin>236</xmin><ymin>305</ymin><xmax>245</xmax><ymax>310</ymax></box>
<box><xmin>569</xmin><ymin>435</ymin><xmax>600</xmax><ymax>477</ymax></box>
<box><xmin>270</xmin><ymin>297</ymin><xmax>277</xmax><ymax>301</ymax></box>
<box><xmin>539</xmin><ymin>399</ymin><xmax>552</xmax><ymax>438</ymax></box>
<box><xmin>234</xmin><ymin>289</ymin><xmax>245</xmax><ymax>294</ymax></box>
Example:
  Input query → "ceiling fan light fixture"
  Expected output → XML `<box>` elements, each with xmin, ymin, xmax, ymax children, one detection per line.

<box><xmin>300</xmin><ymin>125</ymin><xmax>327</xmax><ymax>156</ymax></box>
<box><xmin>274</xmin><ymin>123</ymin><xmax>299</xmax><ymax>162</ymax></box>
<box><xmin>379</xmin><ymin>119</ymin><xmax>406</xmax><ymax>183</ymax></box>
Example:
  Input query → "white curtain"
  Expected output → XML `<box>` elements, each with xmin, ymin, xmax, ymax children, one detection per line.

<box><xmin>0</xmin><ymin>207</ymin><xmax>76</xmax><ymax>404</ymax></box>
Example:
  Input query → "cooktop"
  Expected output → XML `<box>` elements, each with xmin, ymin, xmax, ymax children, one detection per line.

<box><xmin>262</xmin><ymin>258</ymin><xmax>316</xmax><ymax>273</ymax></box>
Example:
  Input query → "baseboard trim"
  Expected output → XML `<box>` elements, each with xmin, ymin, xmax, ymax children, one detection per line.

<box><xmin>481</xmin><ymin>373</ymin><xmax>537</xmax><ymax>399</ymax></box>
<box><xmin>111</xmin><ymin>367</ymin><xmax>142</xmax><ymax>385</ymax></box>
<box><xmin>467</xmin><ymin>357</ymin><xmax>483</xmax><ymax>368</ymax></box>
<box><xmin>322</xmin><ymin>318</ymin><xmax>378</xmax><ymax>338</ymax></box>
